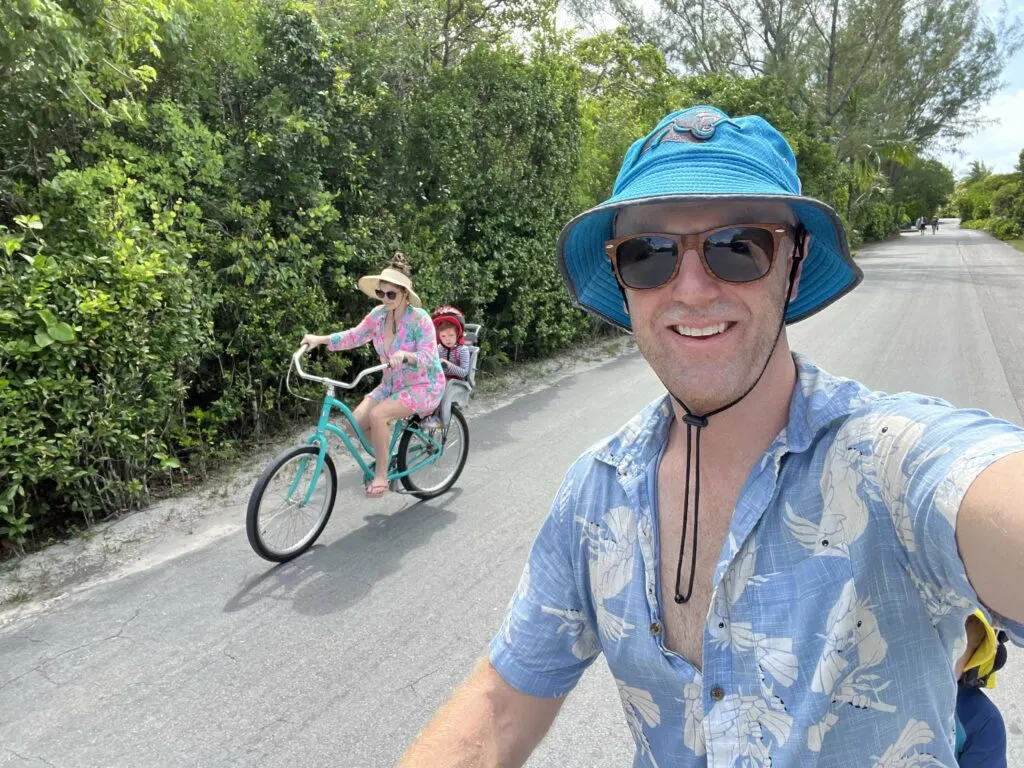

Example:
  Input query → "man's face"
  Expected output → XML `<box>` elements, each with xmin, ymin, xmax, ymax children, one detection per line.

<box><xmin>615</xmin><ymin>201</ymin><xmax>803</xmax><ymax>414</ymax></box>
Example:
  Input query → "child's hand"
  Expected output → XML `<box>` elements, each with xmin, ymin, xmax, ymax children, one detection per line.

<box><xmin>440</xmin><ymin>359</ymin><xmax>450</xmax><ymax>369</ymax></box>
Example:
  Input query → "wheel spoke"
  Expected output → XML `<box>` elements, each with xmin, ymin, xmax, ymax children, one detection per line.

<box><xmin>249</xmin><ymin>449</ymin><xmax>335</xmax><ymax>560</ymax></box>
<box><xmin>399</xmin><ymin>412</ymin><xmax>468</xmax><ymax>495</ymax></box>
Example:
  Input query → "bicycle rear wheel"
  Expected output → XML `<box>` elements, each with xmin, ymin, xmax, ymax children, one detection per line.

<box><xmin>246</xmin><ymin>445</ymin><xmax>337</xmax><ymax>562</ymax></box>
<box><xmin>397</xmin><ymin>405</ymin><xmax>469</xmax><ymax>500</ymax></box>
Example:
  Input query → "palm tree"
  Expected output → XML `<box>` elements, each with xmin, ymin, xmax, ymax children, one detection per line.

<box><xmin>964</xmin><ymin>160</ymin><xmax>993</xmax><ymax>184</ymax></box>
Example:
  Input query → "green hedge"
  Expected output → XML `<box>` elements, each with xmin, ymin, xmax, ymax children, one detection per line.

<box><xmin>954</xmin><ymin>153</ymin><xmax>1024</xmax><ymax>243</ymax></box>
<box><xmin>962</xmin><ymin>217</ymin><xmax>1023</xmax><ymax>240</ymax></box>
<box><xmin>0</xmin><ymin>0</ymin><xmax>861</xmax><ymax>548</ymax></box>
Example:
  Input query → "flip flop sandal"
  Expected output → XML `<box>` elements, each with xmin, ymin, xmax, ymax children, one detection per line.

<box><xmin>366</xmin><ymin>480</ymin><xmax>388</xmax><ymax>498</ymax></box>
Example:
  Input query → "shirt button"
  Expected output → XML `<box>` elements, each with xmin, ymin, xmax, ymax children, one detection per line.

<box><xmin>710</xmin><ymin>686</ymin><xmax>725</xmax><ymax>701</ymax></box>
<box><xmin>650</xmin><ymin>622</ymin><xmax>661</xmax><ymax>635</ymax></box>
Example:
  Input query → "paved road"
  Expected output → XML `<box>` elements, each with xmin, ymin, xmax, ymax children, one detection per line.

<box><xmin>2</xmin><ymin>221</ymin><xmax>1024</xmax><ymax>767</ymax></box>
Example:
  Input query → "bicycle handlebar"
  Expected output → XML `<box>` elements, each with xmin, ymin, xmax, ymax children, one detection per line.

<box><xmin>291</xmin><ymin>344</ymin><xmax>388</xmax><ymax>390</ymax></box>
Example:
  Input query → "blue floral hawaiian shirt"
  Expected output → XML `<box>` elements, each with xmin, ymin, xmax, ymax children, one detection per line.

<box><xmin>490</xmin><ymin>353</ymin><xmax>1024</xmax><ymax>767</ymax></box>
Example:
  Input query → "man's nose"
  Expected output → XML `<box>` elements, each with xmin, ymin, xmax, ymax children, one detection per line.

<box><xmin>668</xmin><ymin>249</ymin><xmax>720</xmax><ymax>304</ymax></box>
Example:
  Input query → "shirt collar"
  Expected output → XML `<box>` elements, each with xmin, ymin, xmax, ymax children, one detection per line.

<box><xmin>593</xmin><ymin>353</ymin><xmax>874</xmax><ymax>475</ymax></box>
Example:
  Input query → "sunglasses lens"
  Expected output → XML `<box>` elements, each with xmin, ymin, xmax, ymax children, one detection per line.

<box><xmin>703</xmin><ymin>227</ymin><xmax>775</xmax><ymax>282</ymax></box>
<box><xmin>616</xmin><ymin>235</ymin><xmax>679</xmax><ymax>289</ymax></box>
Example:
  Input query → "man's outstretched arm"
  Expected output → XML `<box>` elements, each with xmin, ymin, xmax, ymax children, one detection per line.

<box><xmin>396</xmin><ymin>658</ymin><xmax>565</xmax><ymax>768</ymax></box>
<box><xmin>957</xmin><ymin>452</ymin><xmax>1024</xmax><ymax>624</ymax></box>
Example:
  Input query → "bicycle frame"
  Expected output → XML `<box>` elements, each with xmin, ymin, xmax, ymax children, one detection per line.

<box><xmin>288</xmin><ymin>346</ymin><xmax>445</xmax><ymax>500</ymax></box>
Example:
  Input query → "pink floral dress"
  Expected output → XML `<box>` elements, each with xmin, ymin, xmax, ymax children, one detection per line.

<box><xmin>328</xmin><ymin>305</ymin><xmax>445</xmax><ymax>417</ymax></box>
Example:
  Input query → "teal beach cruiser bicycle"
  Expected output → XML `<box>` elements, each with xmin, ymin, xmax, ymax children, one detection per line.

<box><xmin>245</xmin><ymin>336</ymin><xmax>478</xmax><ymax>562</ymax></box>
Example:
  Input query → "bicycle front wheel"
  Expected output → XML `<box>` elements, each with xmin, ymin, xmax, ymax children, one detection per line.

<box><xmin>246</xmin><ymin>445</ymin><xmax>337</xmax><ymax>562</ymax></box>
<box><xmin>397</xmin><ymin>405</ymin><xmax>469</xmax><ymax>500</ymax></box>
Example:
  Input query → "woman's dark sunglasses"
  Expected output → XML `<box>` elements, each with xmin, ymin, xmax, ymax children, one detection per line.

<box><xmin>605</xmin><ymin>223</ymin><xmax>797</xmax><ymax>289</ymax></box>
<box><xmin>375</xmin><ymin>288</ymin><xmax>400</xmax><ymax>300</ymax></box>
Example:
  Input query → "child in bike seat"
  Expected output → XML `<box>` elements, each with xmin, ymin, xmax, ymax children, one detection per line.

<box><xmin>432</xmin><ymin>305</ymin><xmax>471</xmax><ymax>381</ymax></box>
<box><xmin>953</xmin><ymin>610</ymin><xmax>1008</xmax><ymax>767</ymax></box>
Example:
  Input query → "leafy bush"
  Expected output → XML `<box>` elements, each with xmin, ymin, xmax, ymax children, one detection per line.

<box><xmin>953</xmin><ymin>163</ymin><xmax>1024</xmax><ymax>243</ymax></box>
<box><xmin>988</xmin><ymin>217</ymin><xmax>1022</xmax><ymax>240</ymax></box>
<box><xmin>0</xmin><ymin>0</ymin><xmax>970</xmax><ymax>549</ymax></box>
<box><xmin>0</xmin><ymin>160</ymin><xmax>211</xmax><ymax>544</ymax></box>
<box><xmin>853</xmin><ymin>201</ymin><xmax>900</xmax><ymax>241</ymax></box>
<box><xmin>961</xmin><ymin>217</ymin><xmax>1022</xmax><ymax>240</ymax></box>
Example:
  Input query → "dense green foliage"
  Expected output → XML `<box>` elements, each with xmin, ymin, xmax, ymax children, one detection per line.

<box><xmin>890</xmin><ymin>159</ymin><xmax>957</xmax><ymax>224</ymax></box>
<box><xmin>0</xmin><ymin>0</ymin><xmax>962</xmax><ymax>547</ymax></box>
<box><xmin>954</xmin><ymin>154</ymin><xmax>1024</xmax><ymax>241</ymax></box>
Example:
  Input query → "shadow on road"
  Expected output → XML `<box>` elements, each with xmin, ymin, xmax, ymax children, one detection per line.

<box><xmin>223</xmin><ymin>490</ymin><xmax>461</xmax><ymax>617</ymax></box>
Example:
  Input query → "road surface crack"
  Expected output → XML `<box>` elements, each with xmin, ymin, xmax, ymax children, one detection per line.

<box><xmin>0</xmin><ymin>606</ymin><xmax>143</xmax><ymax>692</ymax></box>
<box><xmin>391</xmin><ymin>667</ymin><xmax>441</xmax><ymax>701</ymax></box>
<box><xmin>6</xmin><ymin>750</ymin><xmax>57</xmax><ymax>767</ymax></box>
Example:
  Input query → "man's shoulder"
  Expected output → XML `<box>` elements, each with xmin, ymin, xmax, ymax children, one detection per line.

<box><xmin>792</xmin><ymin>355</ymin><xmax>967</xmax><ymax>441</ymax></box>
<box><xmin>826</xmin><ymin>382</ymin><xmax>1023</xmax><ymax>466</ymax></box>
<box><xmin>839</xmin><ymin>389</ymin><xmax>968</xmax><ymax>435</ymax></box>
<box><xmin>853</xmin><ymin>390</ymin><xmax>957</xmax><ymax>415</ymax></box>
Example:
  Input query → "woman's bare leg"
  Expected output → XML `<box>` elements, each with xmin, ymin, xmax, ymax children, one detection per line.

<box><xmin>351</xmin><ymin>397</ymin><xmax>376</xmax><ymax>443</ymax></box>
<box><xmin>367</xmin><ymin>399</ymin><xmax>414</xmax><ymax>497</ymax></box>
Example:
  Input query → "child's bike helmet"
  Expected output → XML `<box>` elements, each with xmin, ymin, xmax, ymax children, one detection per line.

<box><xmin>432</xmin><ymin>305</ymin><xmax>465</xmax><ymax>345</ymax></box>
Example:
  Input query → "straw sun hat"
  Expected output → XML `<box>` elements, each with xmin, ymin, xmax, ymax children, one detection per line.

<box><xmin>357</xmin><ymin>254</ymin><xmax>422</xmax><ymax>308</ymax></box>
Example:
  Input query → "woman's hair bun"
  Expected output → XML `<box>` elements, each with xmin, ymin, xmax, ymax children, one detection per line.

<box><xmin>389</xmin><ymin>251</ymin><xmax>411</xmax><ymax>276</ymax></box>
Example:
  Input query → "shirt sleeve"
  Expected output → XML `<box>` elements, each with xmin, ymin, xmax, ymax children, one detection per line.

<box><xmin>489</xmin><ymin>462</ymin><xmax>602</xmax><ymax>697</ymax></box>
<box><xmin>327</xmin><ymin>308</ymin><xmax>381</xmax><ymax>351</ymax></box>
<box><xmin>862</xmin><ymin>396</ymin><xmax>1024</xmax><ymax>639</ymax></box>
<box><xmin>445</xmin><ymin>345</ymin><xmax>471</xmax><ymax>378</ymax></box>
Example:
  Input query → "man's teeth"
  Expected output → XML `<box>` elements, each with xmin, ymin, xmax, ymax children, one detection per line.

<box><xmin>673</xmin><ymin>323</ymin><xmax>728</xmax><ymax>337</ymax></box>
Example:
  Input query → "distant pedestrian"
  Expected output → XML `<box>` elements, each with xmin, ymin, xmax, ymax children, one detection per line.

<box><xmin>932</xmin><ymin>217</ymin><xmax>939</xmax><ymax>234</ymax></box>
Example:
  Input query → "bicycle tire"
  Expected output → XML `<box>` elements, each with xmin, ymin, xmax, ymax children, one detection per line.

<box><xmin>246</xmin><ymin>444</ymin><xmax>337</xmax><ymax>562</ymax></box>
<box><xmin>397</xmin><ymin>405</ymin><xmax>469</xmax><ymax>500</ymax></box>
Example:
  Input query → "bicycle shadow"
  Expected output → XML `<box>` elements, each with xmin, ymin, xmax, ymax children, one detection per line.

<box><xmin>224</xmin><ymin>489</ymin><xmax>461</xmax><ymax>617</ymax></box>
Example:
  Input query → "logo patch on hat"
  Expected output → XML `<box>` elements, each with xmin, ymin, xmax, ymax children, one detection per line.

<box><xmin>640</xmin><ymin>109</ymin><xmax>735</xmax><ymax>154</ymax></box>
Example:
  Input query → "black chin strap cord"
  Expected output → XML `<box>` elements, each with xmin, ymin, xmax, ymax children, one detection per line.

<box><xmin>671</xmin><ymin>233</ymin><xmax>806</xmax><ymax>603</ymax></box>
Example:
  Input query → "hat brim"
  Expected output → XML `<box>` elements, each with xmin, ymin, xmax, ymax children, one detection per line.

<box><xmin>358</xmin><ymin>274</ymin><xmax>422</xmax><ymax>308</ymax></box>
<box><xmin>556</xmin><ymin>193</ymin><xmax>863</xmax><ymax>331</ymax></box>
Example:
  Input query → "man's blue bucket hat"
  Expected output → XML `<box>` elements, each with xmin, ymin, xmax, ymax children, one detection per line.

<box><xmin>556</xmin><ymin>106</ymin><xmax>862</xmax><ymax>330</ymax></box>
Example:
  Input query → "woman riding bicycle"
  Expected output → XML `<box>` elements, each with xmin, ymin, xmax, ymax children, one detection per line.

<box><xmin>301</xmin><ymin>253</ymin><xmax>445</xmax><ymax>498</ymax></box>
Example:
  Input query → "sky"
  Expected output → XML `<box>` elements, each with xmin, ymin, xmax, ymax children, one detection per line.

<box><xmin>937</xmin><ymin>0</ymin><xmax>1024</xmax><ymax>177</ymax></box>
